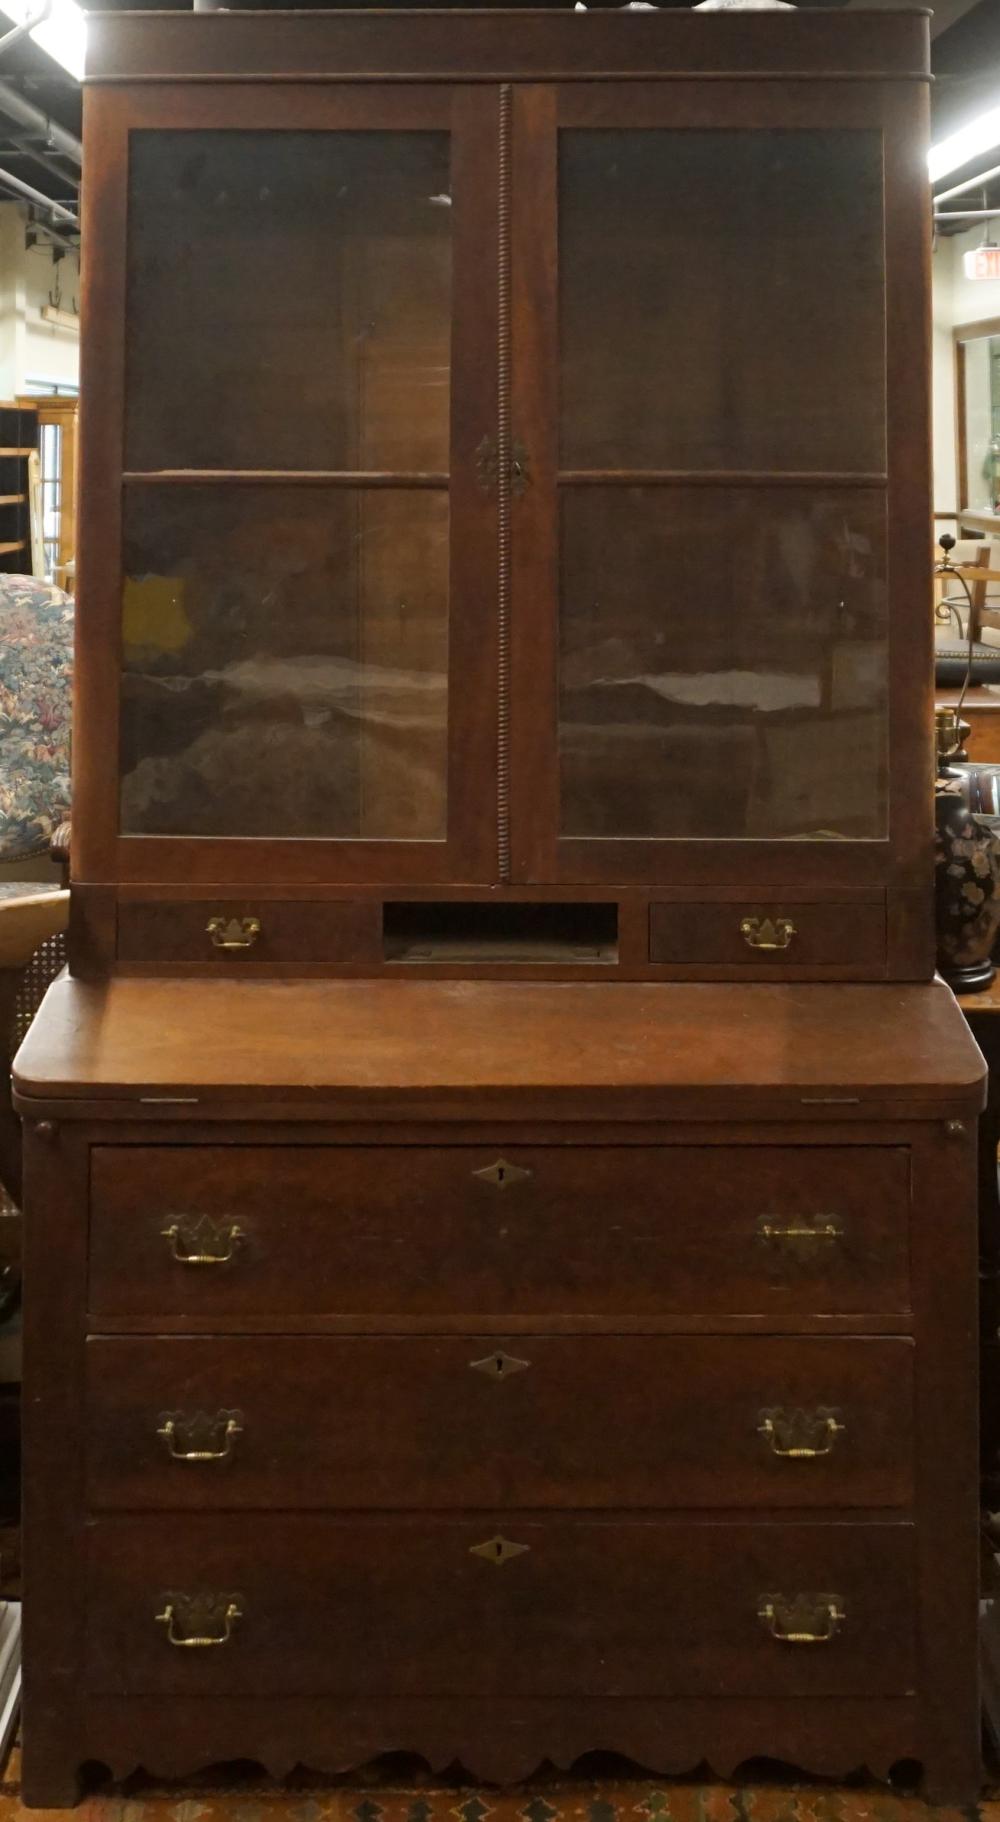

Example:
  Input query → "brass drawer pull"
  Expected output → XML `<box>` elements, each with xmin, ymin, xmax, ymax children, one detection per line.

<box><xmin>758</xmin><ymin>1406</ymin><xmax>845</xmax><ymax>1459</ymax></box>
<box><xmin>755</xmin><ymin>1215</ymin><xmax>844</xmax><ymax>1255</ymax></box>
<box><xmin>162</xmin><ymin>1215</ymin><xmax>245</xmax><ymax>1267</ymax></box>
<box><xmin>758</xmin><ymin>1593</ymin><xmax>845</xmax><ymax>1645</ymax></box>
<box><xmin>470</xmin><ymin>1535</ymin><xmax>530</xmax><ymax>1567</ymax></box>
<box><xmin>741</xmin><ymin>916</ymin><xmax>796</xmax><ymax>952</ymax></box>
<box><xmin>206</xmin><ymin>915</ymin><xmax>261</xmax><ymax>952</ymax></box>
<box><xmin>156</xmin><ymin>1593</ymin><xmax>243</xmax><ymax>1649</ymax></box>
<box><xmin>157</xmin><ymin>1410</ymin><xmax>244</xmax><ymax>1463</ymax></box>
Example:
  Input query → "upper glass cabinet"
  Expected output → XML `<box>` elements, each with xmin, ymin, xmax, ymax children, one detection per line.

<box><xmin>84</xmin><ymin>73</ymin><xmax>915</xmax><ymax>905</ymax></box>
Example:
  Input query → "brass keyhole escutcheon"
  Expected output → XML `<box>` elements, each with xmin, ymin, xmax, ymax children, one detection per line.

<box><xmin>472</xmin><ymin>1158</ymin><xmax>532</xmax><ymax>1190</ymax></box>
<box><xmin>470</xmin><ymin>1535</ymin><xmax>531</xmax><ymax>1567</ymax></box>
<box><xmin>469</xmin><ymin>1351</ymin><xmax>531</xmax><ymax>1380</ymax></box>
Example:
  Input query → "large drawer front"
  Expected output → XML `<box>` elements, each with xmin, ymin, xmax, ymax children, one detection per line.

<box><xmin>88</xmin><ymin>1144</ymin><xmax>911</xmax><ymax>1318</ymax></box>
<box><xmin>85</xmin><ymin>1516</ymin><xmax>915</xmax><ymax>1699</ymax></box>
<box><xmin>85</xmin><ymin>1334</ymin><xmax>915</xmax><ymax>1512</ymax></box>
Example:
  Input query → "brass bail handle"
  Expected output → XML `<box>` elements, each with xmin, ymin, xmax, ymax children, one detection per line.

<box><xmin>206</xmin><ymin>915</ymin><xmax>261</xmax><ymax>951</ymax></box>
<box><xmin>158</xmin><ymin>1411</ymin><xmax>244</xmax><ymax>1463</ymax></box>
<box><xmin>757</xmin><ymin>1407</ymin><xmax>845</xmax><ymax>1460</ymax></box>
<box><xmin>162</xmin><ymin>1217</ymin><xmax>244</xmax><ymax>1267</ymax></box>
<box><xmin>741</xmin><ymin>915</ymin><xmax>796</xmax><ymax>952</ymax></box>
<box><xmin>758</xmin><ymin>1594</ymin><xmax>845</xmax><ymax>1645</ymax></box>
<box><xmin>156</xmin><ymin>1596</ymin><xmax>243</xmax><ymax>1649</ymax></box>
<box><xmin>755</xmin><ymin>1215</ymin><xmax>844</xmax><ymax>1249</ymax></box>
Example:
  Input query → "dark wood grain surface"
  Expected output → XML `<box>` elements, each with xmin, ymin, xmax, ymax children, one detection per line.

<box><xmin>84</xmin><ymin>1333</ymin><xmax>916</xmax><ymax>1512</ymax></box>
<box><xmin>86</xmin><ymin>1140</ymin><xmax>913</xmax><ymax>1319</ymax></box>
<box><xmin>13</xmin><ymin>975</ymin><xmax>986</xmax><ymax>1107</ymax></box>
<box><xmin>84</xmin><ymin>1513</ymin><xmax>917</xmax><ymax>1700</ymax></box>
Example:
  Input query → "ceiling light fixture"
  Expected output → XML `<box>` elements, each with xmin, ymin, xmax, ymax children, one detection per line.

<box><xmin>0</xmin><ymin>0</ymin><xmax>85</xmax><ymax>83</ymax></box>
<box><xmin>929</xmin><ymin>100</ymin><xmax>1000</xmax><ymax>184</ymax></box>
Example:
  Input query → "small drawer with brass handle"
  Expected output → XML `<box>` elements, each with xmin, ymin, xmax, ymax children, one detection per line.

<box><xmin>757</xmin><ymin>1406</ymin><xmax>845</xmax><ymax>1460</ymax></box>
<box><xmin>649</xmin><ymin>898</ymin><xmax>886</xmax><ymax>974</ymax></box>
<box><xmin>757</xmin><ymin>1593</ymin><xmax>846</xmax><ymax>1645</ymax></box>
<box><xmin>161</xmin><ymin>1215</ymin><xmax>244</xmax><ymax>1267</ymax></box>
<box><xmin>157</xmin><ymin>1410</ymin><xmax>244</xmax><ymax>1464</ymax></box>
<box><xmin>155</xmin><ymin>1592</ymin><xmax>243</xmax><ymax>1649</ymax></box>
<box><xmin>116</xmin><ymin>897</ymin><xmax>379</xmax><ymax>968</ymax></box>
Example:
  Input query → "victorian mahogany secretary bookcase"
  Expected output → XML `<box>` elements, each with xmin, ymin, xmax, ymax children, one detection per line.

<box><xmin>13</xmin><ymin>7</ymin><xmax>989</xmax><ymax>1808</ymax></box>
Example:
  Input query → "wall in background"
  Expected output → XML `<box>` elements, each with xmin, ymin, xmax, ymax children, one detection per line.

<box><xmin>950</xmin><ymin>222</ymin><xmax>1000</xmax><ymax>324</ymax></box>
<box><xmin>932</xmin><ymin>234</ymin><xmax>958</xmax><ymax>516</ymax></box>
<box><xmin>0</xmin><ymin>202</ymin><xmax>79</xmax><ymax>397</ymax></box>
<box><xmin>932</xmin><ymin>226</ymin><xmax>1000</xmax><ymax>519</ymax></box>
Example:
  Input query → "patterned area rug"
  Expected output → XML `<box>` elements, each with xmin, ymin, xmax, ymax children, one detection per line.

<box><xmin>1</xmin><ymin>1746</ymin><xmax>1000</xmax><ymax>1822</ymax></box>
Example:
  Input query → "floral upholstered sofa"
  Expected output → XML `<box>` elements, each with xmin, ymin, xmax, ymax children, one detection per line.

<box><xmin>0</xmin><ymin>574</ymin><xmax>72</xmax><ymax>864</ymax></box>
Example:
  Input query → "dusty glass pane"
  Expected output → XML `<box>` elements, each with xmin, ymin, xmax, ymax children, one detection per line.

<box><xmin>120</xmin><ymin>484</ymin><xmax>449</xmax><ymax>839</ymax></box>
<box><xmin>560</xmin><ymin>130</ymin><xmax>885</xmax><ymax>474</ymax></box>
<box><xmin>559</xmin><ymin>487</ymin><xmax>887</xmax><ymax>840</ymax></box>
<box><xmin>125</xmin><ymin>131</ymin><xmax>452</xmax><ymax>472</ymax></box>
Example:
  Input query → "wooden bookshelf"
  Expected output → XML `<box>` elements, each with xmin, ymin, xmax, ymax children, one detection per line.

<box><xmin>0</xmin><ymin>404</ymin><xmax>36</xmax><ymax>574</ymax></box>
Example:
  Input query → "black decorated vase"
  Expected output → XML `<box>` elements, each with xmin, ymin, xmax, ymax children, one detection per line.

<box><xmin>935</xmin><ymin>779</ymin><xmax>1000</xmax><ymax>991</ymax></box>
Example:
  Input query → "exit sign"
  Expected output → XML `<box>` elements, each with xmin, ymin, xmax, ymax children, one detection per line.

<box><xmin>964</xmin><ymin>246</ymin><xmax>1000</xmax><ymax>281</ymax></box>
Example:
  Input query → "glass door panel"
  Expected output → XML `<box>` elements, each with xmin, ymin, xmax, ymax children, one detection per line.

<box><xmin>124</xmin><ymin>130</ymin><xmax>452</xmax><ymax>473</ymax></box>
<box><xmin>542</xmin><ymin>119</ymin><xmax>890</xmax><ymax>863</ymax></box>
<box><xmin>112</xmin><ymin>105</ymin><xmax>493</xmax><ymax>874</ymax></box>
<box><xmin>559</xmin><ymin>486</ymin><xmax>887</xmax><ymax>842</ymax></box>
<box><xmin>120</xmin><ymin>482</ymin><xmax>449</xmax><ymax>840</ymax></box>
<box><xmin>559</xmin><ymin>129</ymin><xmax>886</xmax><ymax>474</ymax></box>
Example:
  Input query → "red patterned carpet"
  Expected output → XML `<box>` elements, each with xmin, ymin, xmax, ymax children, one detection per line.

<box><xmin>1</xmin><ymin>1750</ymin><xmax>999</xmax><ymax>1822</ymax></box>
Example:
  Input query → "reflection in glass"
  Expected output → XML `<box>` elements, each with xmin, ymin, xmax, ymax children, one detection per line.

<box><xmin>125</xmin><ymin>132</ymin><xmax>452</xmax><ymax>473</ymax></box>
<box><xmin>560</xmin><ymin>130</ymin><xmax>885</xmax><ymax>474</ymax></box>
<box><xmin>120</xmin><ymin>485</ymin><xmax>449</xmax><ymax>839</ymax></box>
<box><xmin>559</xmin><ymin>488</ymin><xmax>887</xmax><ymax>840</ymax></box>
<box><xmin>962</xmin><ymin>333</ymin><xmax>1000</xmax><ymax>516</ymax></box>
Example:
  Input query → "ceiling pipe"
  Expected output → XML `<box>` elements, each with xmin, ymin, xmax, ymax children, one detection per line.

<box><xmin>0</xmin><ymin>0</ymin><xmax>50</xmax><ymax>63</ymax></box>
<box><xmin>934</xmin><ymin>162</ymin><xmax>1000</xmax><ymax>205</ymax></box>
<box><xmin>0</xmin><ymin>160</ymin><xmax>77</xmax><ymax>225</ymax></box>
<box><xmin>0</xmin><ymin>128</ymin><xmax>79</xmax><ymax>191</ymax></box>
<box><xmin>0</xmin><ymin>78</ymin><xmax>80</xmax><ymax>167</ymax></box>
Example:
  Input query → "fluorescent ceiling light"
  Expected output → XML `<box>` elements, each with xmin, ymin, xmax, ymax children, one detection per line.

<box><xmin>929</xmin><ymin>100</ymin><xmax>1000</xmax><ymax>184</ymax></box>
<box><xmin>0</xmin><ymin>0</ymin><xmax>86</xmax><ymax>82</ymax></box>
